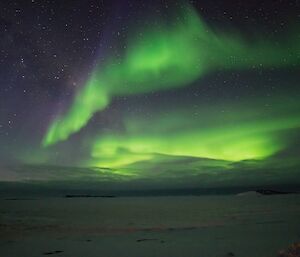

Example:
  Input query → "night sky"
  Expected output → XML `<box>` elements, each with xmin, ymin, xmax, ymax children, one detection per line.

<box><xmin>0</xmin><ymin>0</ymin><xmax>299</xmax><ymax>190</ymax></box>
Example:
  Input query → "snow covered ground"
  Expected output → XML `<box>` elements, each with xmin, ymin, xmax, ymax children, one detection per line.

<box><xmin>1</xmin><ymin>194</ymin><xmax>300</xmax><ymax>257</ymax></box>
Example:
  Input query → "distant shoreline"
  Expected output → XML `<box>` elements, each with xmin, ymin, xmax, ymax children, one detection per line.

<box><xmin>65</xmin><ymin>194</ymin><xmax>116</xmax><ymax>198</ymax></box>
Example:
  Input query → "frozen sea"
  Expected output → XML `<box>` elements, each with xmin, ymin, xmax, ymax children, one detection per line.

<box><xmin>1</xmin><ymin>194</ymin><xmax>300</xmax><ymax>257</ymax></box>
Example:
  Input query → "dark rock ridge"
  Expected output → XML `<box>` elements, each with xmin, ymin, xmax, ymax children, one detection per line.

<box><xmin>65</xmin><ymin>194</ymin><xmax>116</xmax><ymax>198</ymax></box>
<box><xmin>255</xmin><ymin>189</ymin><xmax>296</xmax><ymax>195</ymax></box>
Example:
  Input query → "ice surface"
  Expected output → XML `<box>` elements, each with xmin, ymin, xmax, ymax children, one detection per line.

<box><xmin>1</xmin><ymin>195</ymin><xmax>300</xmax><ymax>257</ymax></box>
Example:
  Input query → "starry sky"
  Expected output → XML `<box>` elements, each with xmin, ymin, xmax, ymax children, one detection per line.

<box><xmin>0</xmin><ymin>0</ymin><xmax>299</xmax><ymax>190</ymax></box>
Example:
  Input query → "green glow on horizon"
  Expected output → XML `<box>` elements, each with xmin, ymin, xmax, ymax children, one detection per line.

<box><xmin>89</xmin><ymin>100</ymin><xmax>300</xmax><ymax>169</ymax></box>
<box><xmin>43</xmin><ymin>5</ymin><xmax>300</xmax><ymax>146</ymax></box>
<box><xmin>91</xmin><ymin>133</ymin><xmax>279</xmax><ymax>168</ymax></box>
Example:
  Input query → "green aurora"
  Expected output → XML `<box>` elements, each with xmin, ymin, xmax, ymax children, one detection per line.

<box><xmin>88</xmin><ymin>97</ymin><xmax>300</xmax><ymax>170</ymax></box>
<box><xmin>43</xmin><ymin>5</ymin><xmax>300</xmax><ymax>147</ymax></box>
